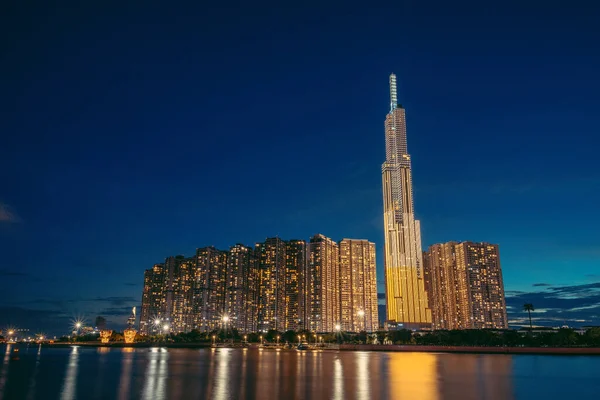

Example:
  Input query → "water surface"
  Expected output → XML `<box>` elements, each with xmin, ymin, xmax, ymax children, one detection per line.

<box><xmin>0</xmin><ymin>344</ymin><xmax>598</xmax><ymax>399</ymax></box>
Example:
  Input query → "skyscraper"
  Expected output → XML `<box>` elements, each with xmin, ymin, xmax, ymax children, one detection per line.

<box><xmin>308</xmin><ymin>234</ymin><xmax>340</xmax><ymax>332</ymax></box>
<box><xmin>382</xmin><ymin>73</ymin><xmax>432</xmax><ymax>329</ymax></box>
<box><xmin>140</xmin><ymin>263</ymin><xmax>167</xmax><ymax>335</ymax></box>
<box><xmin>226</xmin><ymin>244</ymin><xmax>256</xmax><ymax>333</ymax></box>
<box><xmin>285</xmin><ymin>239</ymin><xmax>306</xmax><ymax>332</ymax></box>
<box><xmin>423</xmin><ymin>241</ymin><xmax>508</xmax><ymax>330</ymax></box>
<box><xmin>166</xmin><ymin>255</ymin><xmax>196</xmax><ymax>333</ymax></box>
<box><xmin>256</xmin><ymin>237</ymin><xmax>287</xmax><ymax>332</ymax></box>
<box><xmin>339</xmin><ymin>239</ymin><xmax>379</xmax><ymax>332</ymax></box>
<box><xmin>194</xmin><ymin>246</ymin><xmax>228</xmax><ymax>332</ymax></box>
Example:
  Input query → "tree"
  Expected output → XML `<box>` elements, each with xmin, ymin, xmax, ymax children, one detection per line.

<box><xmin>523</xmin><ymin>303</ymin><xmax>535</xmax><ymax>331</ymax></box>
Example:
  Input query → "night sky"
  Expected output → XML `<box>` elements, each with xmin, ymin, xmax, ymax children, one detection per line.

<box><xmin>1</xmin><ymin>1</ymin><xmax>599</xmax><ymax>335</ymax></box>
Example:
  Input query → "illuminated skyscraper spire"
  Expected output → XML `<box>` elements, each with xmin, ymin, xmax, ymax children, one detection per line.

<box><xmin>389</xmin><ymin>73</ymin><xmax>398</xmax><ymax>112</ymax></box>
<box><xmin>382</xmin><ymin>73</ymin><xmax>431</xmax><ymax>329</ymax></box>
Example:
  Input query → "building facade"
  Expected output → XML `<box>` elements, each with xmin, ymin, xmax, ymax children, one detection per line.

<box><xmin>382</xmin><ymin>73</ymin><xmax>432</xmax><ymax>329</ymax></box>
<box><xmin>226</xmin><ymin>244</ymin><xmax>256</xmax><ymax>333</ymax></box>
<box><xmin>256</xmin><ymin>237</ymin><xmax>287</xmax><ymax>332</ymax></box>
<box><xmin>339</xmin><ymin>239</ymin><xmax>379</xmax><ymax>332</ymax></box>
<box><xmin>285</xmin><ymin>240</ymin><xmax>306</xmax><ymax>332</ymax></box>
<box><xmin>308</xmin><ymin>234</ymin><xmax>340</xmax><ymax>333</ymax></box>
<box><xmin>423</xmin><ymin>241</ymin><xmax>508</xmax><ymax>330</ymax></box>
<box><xmin>140</xmin><ymin>263</ymin><xmax>167</xmax><ymax>335</ymax></box>
<box><xmin>194</xmin><ymin>246</ymin><xmax>228</xmax><ymax>332</ymax></box>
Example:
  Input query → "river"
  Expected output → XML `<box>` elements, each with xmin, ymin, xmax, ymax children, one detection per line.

<box><xmin>0</xmin><ymin>344</ymin><xmax>598</xmax><ymax>399</ymax></box>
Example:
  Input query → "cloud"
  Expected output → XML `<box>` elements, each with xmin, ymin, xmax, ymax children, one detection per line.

<box><xmin>124</xmin><ymin>282</ymin><xmax>139</xmax><ymax>287</ymax></box>
<box><xmin>506</xmin><ymin>281</ymin><xmax>600</xmax><ymax>327</ymax></box>
<box><xmin>0</xmin><ymin>306</ymin><xmax>71</xmax><ymax>335</ymax></box>
<box><xmin>0</xmin><ymin>203</ymin><xmax>21</xmax><ymax>223</ymax></box>
<box><xmin>99</xmin><ymin>306</ymin><xmax>138</xmax><ymax>317</ymax></box>
<box><xmin>532</xmin><ymin>283</ymin><xmax>553</xmax><ymax>287</ymax></box>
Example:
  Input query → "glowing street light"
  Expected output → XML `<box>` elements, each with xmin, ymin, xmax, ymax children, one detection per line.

<box><xmin>212</xmin><ymin>335</ymin><xmax>216</xmax><ymax>345</ymax></box>
<box><xmin>244</xmin><ymin>335</ymin><xmax>247</xmax><ymax>343</ymax></box>
<box><xmin>8</xmin><ymin>330</ymin><xmax>14</xmax><ymax>336</ymax></box>
<box><xmin>277</xmin><ymin>335</ymin><xmax>280</xmax><ymax>346</ymax></box>
<box><xmin>75</xmin><ymin>322</ymin><xmax>82</xmax><ymax>329</ymax></box>
<box><xmin>335</xmin><ymin>324</ymin><xmax>341</xmax><ymax>332</ymax></box>
<box><xmin>222</xmin><ymin>315</ymin><xmax>229</xmax><ymax>323</ymax></box>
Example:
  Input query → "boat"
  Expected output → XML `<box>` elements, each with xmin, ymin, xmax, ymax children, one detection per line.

<box><xmin>297</xmin><ymin>342</ymin><xmax>310</xmax><ymax>350</ymax></box>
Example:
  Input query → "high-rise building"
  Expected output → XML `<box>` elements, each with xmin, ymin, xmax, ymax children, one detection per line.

<box><xmin>285</xmin><ymin>240</ymin><xmax>306</xmax><ymax>332</ymax></box>
<box><xmin>140</xmin><ymin>263</ymin><xmax>167</xmax><ymax>335</ymax></box>
<box><xmin>339</xmin><ymin>239</ymin><xmax>379</xmax><ymax>332</ymax></box>
<box><xmin>165</xmin><ymin>255</ymin><xmax>196</xmax><ymax>333</ymax></box>
<box><xmin>382</xmin><ymin>73</ymin><xmax>432</xmax><ymax>329</ymax></box>
<box><xmin>194</xmin><ymin>246</ymin><xmax>228</xmax><ymax>332</ymax></box>
<box><xmin>308</xmin><ymin>234</ymin><xmax>340</xmax><ymax>332</ymax></box>
<box><xmin>256</xmin><ymin>237</ymin><xmax>287</xmax><ymax>332</ymax></box>
<box><xmin>226</xmin><ymin>244</ymin><xmax>256</xmax><ymax>333</ymax></box>
<box><xmin>423</xmin><ymin>241</ymin><xmax>508</xmax><ymax>330</ymax></box>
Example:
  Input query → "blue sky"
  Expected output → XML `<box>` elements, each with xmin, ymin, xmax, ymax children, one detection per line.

<box><xmin>1</xmin><ymin>1</ymin><xmax>599</xmax><ymax>334</ymax></box>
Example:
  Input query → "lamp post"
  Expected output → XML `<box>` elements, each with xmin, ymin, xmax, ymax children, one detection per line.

<box><xmin>335</xmin><ymin>324</ymin><xmax>341</xmax><ymax>344</ymax></box>
<box><xmin>212</xmin><ymin>335</ymin><xmax>216</xmax><ymax>346</ymax></box>
<box><xmin>244</xmin><ymin>335</ymin><xmax>247</xmax><ymax>344</ymax></box>
<box><xmin>260</xmin><ymin>335</ymin><xmax>263</xmax><ymax>345</ymax></box>
<box><xmin>277</xmin><ymin>335</ymin><xmax>280</xmax><ymax>346</ymax></box>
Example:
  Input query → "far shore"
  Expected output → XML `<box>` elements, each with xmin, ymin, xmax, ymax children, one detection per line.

<box><xmin>7</xmin><ymin>342</ymin><xmax>599</xmax><ymax>355</ymax></box>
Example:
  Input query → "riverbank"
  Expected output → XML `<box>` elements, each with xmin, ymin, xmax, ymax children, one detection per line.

<box><xmin>10</xmin><ymin>342</ymin><xmax>595</xmax><ymax>354</ymax></box>
<box><xmin>339</xmin><ymin>344</ymin><xmax>600</xmax><ymax>355</ymax></box>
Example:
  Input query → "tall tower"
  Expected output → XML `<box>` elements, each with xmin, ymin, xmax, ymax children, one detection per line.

<box><xmin>382</xmin><ymin>73</ymin><xmax>432</xmax><ymax>329</ymax></box>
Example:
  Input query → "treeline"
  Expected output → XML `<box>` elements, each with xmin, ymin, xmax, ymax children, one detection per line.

<box><xmin>57</xmin><ymin>327</ymin><xmax>600</xmax><ymax>347</ymax></box>
<box><xmin>409</xmin><ymin>328</ymin><xmax>600</xmax><ymax>347</ymax></box>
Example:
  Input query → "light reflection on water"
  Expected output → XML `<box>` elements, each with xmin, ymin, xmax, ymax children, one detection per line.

<box><xmin>1</xmin><ymin>346</ymin><xmax>599</xmax><ymax>399</ymax></box>
<box><xmin>60</xmin><ymin>346</ymin><xmax>79</xmax><ymax>400</ymax></box>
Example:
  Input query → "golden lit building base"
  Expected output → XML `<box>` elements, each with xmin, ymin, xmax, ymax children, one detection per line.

<box><xmin>100</xmin><ymin>330</ymin><xmax>112</xmax><ymax>344</ymax></box>
<box><xmin>124</xmin><ymin>329</ymin><xmax>137</xmax><ymax>344</ymax></box>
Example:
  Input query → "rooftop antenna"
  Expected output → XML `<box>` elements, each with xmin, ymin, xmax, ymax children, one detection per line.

<box><xmin>389</xmin><ymin>73</ymin><xmax>398</xmax><ymax>112</ymax></box>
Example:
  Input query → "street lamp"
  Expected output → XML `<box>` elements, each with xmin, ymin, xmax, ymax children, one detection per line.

<box><xmin>277</xmin><ymin>335</ymin><xmax>280</xmax><ymax>346</ymax></box>
<box><xmin>260</xmin><ymin>335</ymin><xmax>263</xmax><ymax>345</ymax></box>
<box><xmin>212</xmin><ymin>335</ymin><xmax>216</xmax><ymax>345</ymax></box>
<box><xmin>244</xmin><ymin>335</ymin><xmax>247</xmax><ymax>343</ymax></box>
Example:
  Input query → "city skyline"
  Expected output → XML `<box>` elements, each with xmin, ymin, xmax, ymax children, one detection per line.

<box><xmin>2</xmin><ymin>3</ymin><xmax>600</xmax><ymax>335</ymax></box>
<box><xmin>139</xmin><ymin>234</ymin><xmax>379</xmax><ymax>335</ymax></box>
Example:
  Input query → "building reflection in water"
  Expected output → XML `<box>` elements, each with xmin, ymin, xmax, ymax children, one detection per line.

<box><xmin>142</xmin><ymin>348</ymin><xmax>168</xmax><ymax>400</ymax></box>
<box><xmin>333</xmin><ymin>357</ymin><xmax>344</xmax><ymax>400</ymax></box>
<box><xmin>437</xmin><ymin>354</ymin><xmax>514</xmax><ymax>400</ymax></box>
<box><xmin>60</xmin><ymin>346</ymin><xmax>80</xmax><ymax>400</ymax></box>
<box><xmin>214</xmin><ymin>349</ymin><xmax>231</xmax><ymax>400</ymax></box>
<box><xmin>25</xmin><ymin>345</ymin><xmax>43</xmax><ymax>400</ymax></box>
<box><xmin>0</xmin><ymin>344</ymin><xmax>11</xmax><ymax>400</ymax></box>
<box><xmin>355</xmin><ymin>352</ymin><xmax>371</xmax><ymax>400</ymax></box>
<box><xmin>387</xmin><ymin>352</ymin><xmax>439</xmax><ymax>400</ymax></box>
<box><xmin>117</xmin><ymin>348</ymin><xmax>134</xmax><ymax>400</ymax></box>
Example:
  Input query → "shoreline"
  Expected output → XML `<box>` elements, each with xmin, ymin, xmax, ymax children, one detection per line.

<box><xmin>338</xmin><ymin>344</ymin><xmax>600</xmax><ymax>355</ymax></box>
<box><xmin>6</xmin><ymin>342</ymin><xmax>599</xmax><ymax>355</ymax></box>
